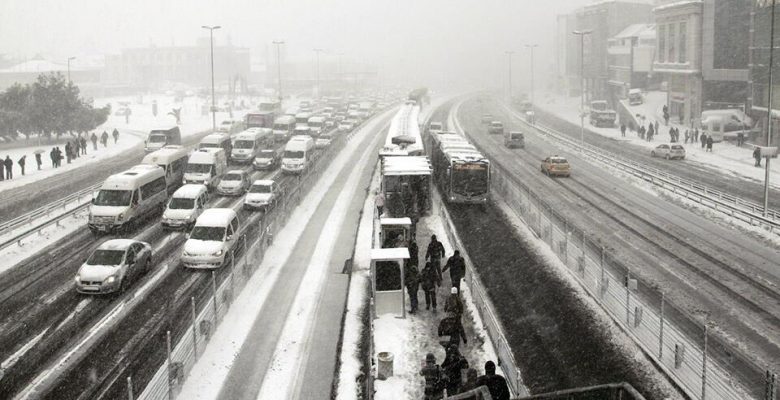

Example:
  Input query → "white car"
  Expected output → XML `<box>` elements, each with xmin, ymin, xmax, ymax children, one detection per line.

<box><xmin>182</xmin><ymin>209</ymin><xmax>240</xmax><ymax>269</ymax></box>
<box><xmin>651</xmin><ymin>144</ymin><xmax>686</xmax><ymax>160</ymax></box>
<box><xmin>75</xmin><ymin>239</ymin><xmax>153</xmax><ymax>294</ymax></box>
<box><xmin>162</xmin><ymin>184</ymin><xmax>209</xmax><ymax>230</ymax></box>
<box><xmin>339</xmin><ymin>121</ymin><xmax>355</xmax><ymax>132</ymax></box>
<box><xmin>244</xmin><ymin>180</ymin><xmax>278</xmax><ymax>211</ymax></box>
<box><xmin>216</xmin><ymin>170</ymin><xmax>251</xmax><ymax>196</ymax></box>
<box><xmin>315</xmin><ymin>134</ymin><xmax>332</xmax><ymax>149</ymax></box>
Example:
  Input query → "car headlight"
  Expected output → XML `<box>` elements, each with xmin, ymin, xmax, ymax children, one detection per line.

<box><xmin>117</xmin><ymin>213</ymin><xmax>124</xmax><ymax>221</ymax></box>
<box><xmin>212</xmin><ymin>250</ymin><xmax>223</xmax><ymax>256</ymax></box>
<box><xmin>104</xmin><ymin>276</ymin><xmax>116</xmax><ymax>284</ymax></box>
<box><xmin>74</xmin><ymin>275</ymin><xmax>81</xmax><ymax>283</ymax></box>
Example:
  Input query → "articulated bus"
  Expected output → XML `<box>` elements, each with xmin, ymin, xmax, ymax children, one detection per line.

<box><xmin>428</xmin><ymin>133</ymin><xmax>490</xmax><ymax>204</ymax></box>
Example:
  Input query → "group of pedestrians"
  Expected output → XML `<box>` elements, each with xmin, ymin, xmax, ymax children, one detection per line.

<box><xmin>0</xmin><ymin>129</ymin><xmax>119</xmax><ymax>183</ymax></box>
<box><xmin>636</xmin><ymin>120</ymin><xmax>658</xmax><ymax>141</ymax></box>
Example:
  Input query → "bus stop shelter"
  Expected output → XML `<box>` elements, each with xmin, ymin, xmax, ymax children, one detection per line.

<box><xmin>370</xmin><ymin>247</ymin><xmax>409</xmax><ymax>318</ymax></box>
<box><xmin>380</xmin><ymin>156</ymin><xmax>432</xmax><ymax>219</ymax></box>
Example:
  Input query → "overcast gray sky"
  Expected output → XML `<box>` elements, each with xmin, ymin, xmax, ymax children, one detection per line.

<box><xmin>0</xmin><ymin>0</ymin><xmax>591</xmax><ymax>90</ymax></box>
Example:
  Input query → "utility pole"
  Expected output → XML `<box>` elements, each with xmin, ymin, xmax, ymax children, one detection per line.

<box><xmin>313</xmin><ymin>48</ymin><xmax>324</xmax><ymax>99</ymax></box>
<box><xmin>764</xmin><ymin>0</ymin><xmax>777</xmax><ymax>217</ymax></box>
<box><xmin>273</xmin><ymin>40</ymin><xmax>285</xmax><ymax>105</ymax></box>
<box><xmin>202</xmin><ymin>25</ymin><xmax>221</xmax><ymax>132</ymax></box>
<box><xmin>505</xmin><ymin>51</ymin><xmax>515</xmax><ymax>102</ymax></box>
<box><xmin>573</xmin><ymin>29</ymin><xmax>593</xmax><ymax>148</ymax></box>
<box><xmin>67</xmin><ymin>56</ymin><xmax>76</xmax><ymax>83</ymax></box>
<box><xmin>525</xmin><ymin>44</ymin><xmax>538</xmax><ymax>124</ymax></box>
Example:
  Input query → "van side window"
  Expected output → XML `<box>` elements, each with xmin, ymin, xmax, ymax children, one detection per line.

<box><xmin>226</xmin><ymin>223</ymin><xmax>234</xmax><ymax>238</ymax></box>
<box><xmin>141</xmin><ymin>177</ymin><xmax>167</xmax><ymax>199</ymax></box>
<box><xmin>133</xmin><ymin>189</ymin><xmax>141</xmax><ymax>204</ymax></box>
<box><xmin>230</xmin><ymin>217</ymin><xmax>239</xmax><ymax>233</ymax></box>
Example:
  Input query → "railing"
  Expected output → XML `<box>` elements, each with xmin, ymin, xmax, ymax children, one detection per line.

<box><xmin>0</xmin><ymin>183</ymin><xmax>101</xmax><ymax>252</ymax></box>
<box><xmin>452</xmin><ymin>103</ymin><xmax>777</xmax><ymax>400</ymax></box>
<box><xmin>503</xmin><ymin>105</ymin><xmax>780</xmax><ymax>236</ymax></box>
<box><xmin>518</xmin><ymin>382</ymin><xmax>646</xmax><ymax>400</ymax></box>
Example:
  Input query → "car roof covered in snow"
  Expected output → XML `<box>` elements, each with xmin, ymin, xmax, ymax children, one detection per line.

<box><xmin>195</xmin><ymin>208</ymin><xmax>236</xmax><ymax>227</ymax></box>
<box><xmin>172</xmin><ymin>184</ymin><xmax>207</xmax><ymax>198</ymax></box>
<box><xmin>380</xmin><ymin>217</ymin><xmax>412</xmax><ymax>226</ymax></box>
<box><xmin>252</xmin><ymin>179</ymin><xmax>275</xmax><ymax>186</ymax></box>
<box><xmin>370</xmin><ymin>247</ymin><xmax>410</xmax><ymax>261</ymax></box>
<box><xmin>98</xmin><ymin>239</ymin><xmax>140</xmax><ymax>251</ymax></box>
<box><xmin>142</xmin><ymin>145</ymin><xmax>189</xmax><ymax>165</ymax></box>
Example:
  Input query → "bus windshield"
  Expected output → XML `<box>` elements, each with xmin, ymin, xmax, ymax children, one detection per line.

<box><xmin>451</xmin><ymin>164</ymin><xmax>488</xmax><ymax>195</ymax></box>
<box><xmin>94</xmin><ymin>189</ymin><xmax>133</xmax><ymax>207</ymax></box>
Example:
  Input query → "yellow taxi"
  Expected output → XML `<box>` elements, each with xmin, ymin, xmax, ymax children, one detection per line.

<box><xmin>540</xmin><ymin>155</ymin><xmax>571</xmax><ymax>177</ymax></box>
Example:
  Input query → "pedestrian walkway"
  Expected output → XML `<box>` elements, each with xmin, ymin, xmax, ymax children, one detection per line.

<box><xmin>537</xmin><ymin>92</ymin><xmax>780</xmax><ymax>188</ymax></box>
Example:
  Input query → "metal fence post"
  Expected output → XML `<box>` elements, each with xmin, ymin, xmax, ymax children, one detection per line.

<box><xmin>166</xmin><ymin>330</ymin><xmax>173</xmax><ymax>400</ymax></box>
<box><xmin>625</xmin><ymin>269</ymin><xmax>631</xmax><ymax>324</ymax></box>
<box><xmin>127</xmin><ymin>375</ymin><xmax>134</xmax><ymax>400</ymax></box>
<box><xmin>211</xmin><ymin>271</ymin><xmax>218</xmax><ymax>322</ymax></box>
<box><xmin>600</xmin><ymin>246</ymin><xmax>606</xmax><ymax>298</ymax></box>
<box><xmin>191</xmin><ymin>296</ymin><xmax>198</xmax><ymax>358</ymax></box>
<box><xmin>702</xmin><ymin>322</ymin><xmax>709</xmax><ymax>400</ymax></box>
<box><xmin>659</xmin><ymin>292</ymin><xmax>665</xmax><ymax>360</ymax></box>
<box><xmin>766</xmin><ymin>371</ymin><xmax>777</xmax><ymax>400</ymax></box>
<box><xmin>562</xmin><ymin>220</ymin><xmax>569</xmax><ymax>265</ymax></box>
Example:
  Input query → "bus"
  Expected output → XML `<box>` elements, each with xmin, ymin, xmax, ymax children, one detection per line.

<box><xmin>429</xmin><ymin>133</ymin><xmax>490</xmax><ymax>204</ymax></box>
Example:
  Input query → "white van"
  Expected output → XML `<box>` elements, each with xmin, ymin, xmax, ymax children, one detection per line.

<box><xmin>295</xmin><ymin>112</ymin><xmax>312</xmax><ymax>128</ymax></box>
<box><xmin>231</xmin><ymin>128</ymin><xmax>271</xmax><ymax>164</ymax></box>
<box><xmin>199</xmin><ymin>133</ymin><xmax>232</xmax><ymax>155</ymax></box>
<box><xmin>281</xmin><ymin>136</ymin><xmax>315</xmax><ymax>174</ymax></box>
<box><xmin>308</xmin><ymin>116</ymin><xmax>326</xmax><ymax>137</ymax></box>
<box><xmin>162</xmin><ymin>184</ymin><xmax>209</xmax><ymax>230</ymax></box>
<box><xmin>89</xmin><ymin>165</ymin><xmax>167</xmax><ymax>234</ymax></box>
<box><xmin>183</xmin><ymin>148</ymin><xmax>227</xmax><ymax>189</ymax></box>
<box><xmin>181</xmin><ymin>208</ymin><xmax>240</xmax><ymax>269</ymax></box>
<box><xmin>141</xmin><ymin>145</ymin><xmax>189</xmax><ymax>194</ymax></box>
<box><xmin>218</xmin><ymin>119</ymin><xmax>244</xmax><ymax>134</ymax></box>
<box><xmin>272</xmin><ymin>115</ymin><xmax>296</xmax><ymax>142</ymax></box>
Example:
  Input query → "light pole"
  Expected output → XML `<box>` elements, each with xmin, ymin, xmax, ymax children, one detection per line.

<box><xmin>67</xmin><ymin>56</ymin><xmax>76</xmax><ymax>83</ymax></box>
<box><xmin>202</xmin><ymin>25</ymin><xmax>221</xmax><ymax>132</ymax></box>
<box><xmin>313</xmin><ymin>48</ymin><xmax>324</xmax><ymax>99</ymax></box>
<box><xmin>525</xmin><ymin>44</ymin><xmax>538</xmax><ymax>124</ymax></box>
<box><xmin>573</xmin><ymin>29</ymin><xmax>593</xmax><ymax>147</ymax></box>
<box><xmin>273</xmin><ymin>40</ymin><xmax>285</xmax><ymax>105</ymax></box>
<box><xmin>505</xmin><ymin>51</ymin><xmax>515</xmax><ymax>102</ymax></box>
<box><xmin>763</xmin><ymin>0</ymin><xmax>777</xmax><ymax>217</ymax></box>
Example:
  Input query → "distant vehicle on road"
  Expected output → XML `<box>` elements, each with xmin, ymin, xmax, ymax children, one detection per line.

<box><xmin>651</xmin><ymin>144</ymin><xmax>686</xmax><ymax>160</ymax></box>
<box><xmin>504</xmin><ymin>131</ymin><xmax>525</xmax><ymax>148</ymax></box>
<box><xmin>272</xmin><ymin>115</ymin><xmax>296</xmax><ymax>142</ymax></box>
<box><xmin>480</xmin><ymin>114</ymin><xmax>493</xmax><ymax>124</ymax></box>
<box><xmin>243</xmin><ymin>179</ymin><xmax>279</xmax><ymax>211</ymax></box>
<box><xmin>245</xmin><ymin>111</ymin><xmax>275</xmax><ymax>129</ymax></box>
<box><xmin>488</xmin><ymin>121</ymin><xmax>504</xmax><ymax>135</ymax></box>
<box><xmin>145</xmin><ymin>126</ymin><xmax>182</xmax><ymax>153</ymax></box>
<box><xmin>181</xmin><ymin>208</ymin><xmax>241</xmax><ymax>269</ymax></box>
<box><xmin>231</xmin><ymin>128</ymin><xmax>272</xmax><ymax>164</ymax></box>
<box><xmin>216</xmin><ymin>170</ymin><xmax>251</xmax><ymax>196</ymax></box>
<box><xmin>89</xmin><ymin>165</ymin><xmax>167</xmax><ymax>234</ymax></box>
<box><xmin>75</xmin><ymin>239</ymin><xmax>153</xmax><ymax>294</ymax></box>
<box><xmin>589</xmin><ymin>101</ymin><xmax>617</xmax><ymax>128</ymax></box>
<box><xmin>218</xmin><ymin>119</ymin><xmax>244</xmax><ymax>134</ymax></box>
<box><xmin>253</xmin><ymin>148</ymin><xmax>282</xmax><ymax>170</ymax></box>
<box><xmin>282</xmin><ymin>135</ymin><xmax>315</xmax><ymax>174</ymax></box>
<box><xmin>428</xmin><ymin>121</ymin><xmax>443</xmax><ymax>134</ymax></box>
<box><xmin>628</xmin><ymin>89</ymin><xmax>643</xmax><ymax>106</ymax></box>
<box><xmin>199</xmin><ymin>133</ymin><xmax>232</xmax><ymax>155</ymax></box>
<box><xmin>162</xmin><ymin>184</ymin><xmax>209</xmax><ymax>230</ymax></box>
<box><xmin>141</xmin><ymin>145</ymin><xmax>189</xmax><ymax>194</ymax></box>
<box><xmin>183</xmin><ymin>148</ymin><xmax>227</xmax><ymax>189</ymax></box>
<box><xmin>540</xmin><ymin>155</ymin><xmax>571</xmax><ymax>177</ymax></box>
<box><xmin>339</xmin><ymin>120</ymin><xmax>355</xmax><ymax>132</ymax></box>
<box><xmin>315</xmin><ymin>132</ymin><xmax>332</xmax><ymax>149</ymax></box>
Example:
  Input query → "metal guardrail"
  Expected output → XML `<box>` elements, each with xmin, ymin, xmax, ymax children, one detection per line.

<box><xmin>503</xmin><ymin>105</ymin><xmax>780</xmax><ymax>236</ymax></box>
<box><xmin>0</xmin><ymin>183</ymin><xmax>100</xmax><ymax>252</ymax></box>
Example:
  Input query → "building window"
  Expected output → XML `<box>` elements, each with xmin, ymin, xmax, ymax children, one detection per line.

<box><xmin>658</xmin><ymin>24</ymin><xmax>666</xmax><ymax>63</ymax></box>
<box><xmin>679</xmin><ymin>22</ymin><xmax>687</xmax><ymax>63</ymax></box>
<box><xmin>669</xmin><ymin>23</ymin><xmax>676</xmax><ymax>63</ymax></box>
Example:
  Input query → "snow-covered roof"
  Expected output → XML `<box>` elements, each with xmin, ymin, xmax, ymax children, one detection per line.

<box><xmin>0</xmin><ymin>57</ymin><xmax>103</xmax><ymax>73</ymax></box>
<box><xmin>652</xmin><ymin>0</ymin><xmax>702</xmax><ymax>13</ymax></box>
<box><xmin>613</xmin><ymin>23</ymin><xmax>655</xmax><ymax>40</ymax></box>
<box><xmin>225</xmin><ymin>170</ymin><xmax>245</xmax><ymax>175</ymax></box>
<box><xmin>201</xmin><ymin>133</ymin><xmax>230</xmax><ymax>142</ymax></box>
<box><xmin>382</xmin><ymin>156</ymin><xmax>432</xmax><ymax>176</ymax></box>
<box><xmin>98</xmin><ymin>239</ymin><xmax>139</xmax><ymax>251</ymax></box>
<box><xmin>142</xmin><ymin>145</ymin><xmax>188</xmax><ymax>165</ymax></box>
<box><xmin>252</xmin><ymin>179</ymin><xmax>275</xmax><ymax>186</ymax></box>
<box><xmin>196</xmin><ymin>208</ymin><xmax>236</xmax><ymax>227</ymax></box>
<box><xmin>370</xmin><ymin>247</ymin><xmax>410</xmax><ymax>261</ymax></box>
<box><xmin>380</xmin><ymin>217</ymin><xmax>412</xmax><ymax>226</ymax></box>
<box><xmin>173</xmin><ymin>184</ymin><xmax>208</xmax><ymax>198</ymax></box>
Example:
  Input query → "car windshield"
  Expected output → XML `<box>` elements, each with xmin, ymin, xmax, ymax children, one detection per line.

<box><xmin>284</xmin><ymin>150</ymin><xmax>304</xmax><ymax>158</ymax></box>
<box><xmin>672</xmin><ymin>145</ymin><xmax>684</xmax><ymax>150</ymax></box>
<box><xmin>234</xmin><ymin>140</ymin><xmax>254</xmax><ymax>149</ymax></box>
<box><xmin>224</xmin><ymin>173</ymin><xmax>242</xmax><ymax>181</ymax></box>
<box><xmin>149</xmin><ymin>134</ymin><xmax>167</xmax><ymax>143</ymax></box>
<box><xmin>94</xmin><ymin>189</ymin><xmax>132</xmax><ymax>207</ymax></box>
<box><xmin>168</xmin><ymin>198</ymin><xmax>194</xmax><ymax>209</ymax></box>
<box><xmin>190</xmin><ymin>226</ymin><xmax>225</xmax><ymax>241</ymax></box>
<box><xmin>250</xmin><ymin>184</ymin><xmax>271</xmax><ymax>193</ymax></box>
<box><xmin>86</xmin><ymin>249</ymin><xmax>125</xmax><ymax>266</ymax></box>
<box><xmin>186</xmin><ymin>163</ymin><xmax>211</xmax><ymax>174</ymax></box>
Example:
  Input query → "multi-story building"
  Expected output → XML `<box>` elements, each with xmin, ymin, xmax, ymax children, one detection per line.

<box><xmin>749</xmin><ymin>0</ymin><xmax>780</xmax><ymax>145</ymax></box>
<box><xmin>607</xmin><ymin>23</ymin><xmax>657</xmax><ymax>99</ymax></box>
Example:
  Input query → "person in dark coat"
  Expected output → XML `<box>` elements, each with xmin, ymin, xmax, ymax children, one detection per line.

<box><xmin>17</xmin><ymin>155</ymin><xmax>25</xmax><ymax>175</ymax></box>
<box><xmin>71</xmin><ymin>140</ymin><xmax>79</xmax><ymax>159</ymax></box>
<box><xmin>441</xmin><ymin>345</ymin><xmax>469</xmax><ymax>395</ymax></box>
<box><xmin>706</xmin><ymin>135</ymin><xmax>713</xmax><ymax>152</ymax></box>
<box><xmin>49</xmin><ymin>148</ymin><xmax>56</xmax><ymax>168</ymax></box>
<box><xmin>420</xmin><ymin>261</ymin><xmax>438</xmax><ymax>311</ymax></box>
<box><xmin>91</xmin><ymin>132</ymin><xmax>98</xmax><ymax>150</ymax></box>
<box><xmin>54</xmin><ymin>147</ymin><xmax>62</xmax><ymax>167</ymax></box>
<box><xmin>476</xmin><ymin>361</ymin><xmax>510</xmax><ymax>400</ymax></box>
<box><xmin>0</xmin><ymin>158</ymin><xmax>4</xmax><ymax>181</ymax></box>
<box><xmin>35</xmin><ymin>152</ymin><xmax>42</xmax><ymax>170</ymax></box>
<box><xmin>420</xmin><ymin>353</ymin><xmax>447</xmax><ymax>400</ymax></box>
<box><xmin>654</xmin><ymin>120</ymin><xmax>659</xmax><ymax>134</ymax></box>
<box><xmin>444</xmin><ymin>287</ymin><xmax>464</xmax><ymax>319</ymax></box>
<box><xmin>737</xmin><ymin>131</ymin><xmax>745</xmax><ymax>147</ymax></box>
<box><xmin>438</xmin><ymin>314</ymin><xmax>467</xmax><ymax>349</ymax></box>
<box><xmin>754</xmin><ymin>146</ymin><xmax>762</xmax><ymax>167</ymax></box>
<box><xmin>620</xmin><ymin>123</ymin><xmax>626</xmax><ymax>137</ymax></box>
<box><xmin>694</xmin><ymin>128</ymin><xmax>699</xmax><ymax>142</ymax></box>
<box><xmin>65</xmin><ymin>142</ymin><xmax>72</xmax><ymax>164</ymax></box>
<box><xmin>80</xmin><ymin>136</ymin><xmax>88</xmax><ymax>154</ymax></box>
<box><xmin>701</xmin><ymin>132</ymin><xmax>707</xmax><ymax>149</ymax></box>
<box><xmin>442</xmin><ymin>250</ymin><xmax>466</xmax><ymax>292</ymax></box>
<box><xmin>4</xmin><ymin>155</ymin><xmax>13</xmax><ymax>179</ymax></box>
<box><xmin>101</xmin><ymin>131</ymin><xmax>109</xmax><ymax>147</ymax></box>
<box><xmin>426</xmin><ymin>235</ymin><xmax>445</xmax><ymax>283</ymax></box>
<box><xmin>112</xmin><ymin>128</ymin><xmax>119</xmax><ymax>143</ymax></box>
<box><xmin>404</xmin><ymin>263</ymin><xmax>420</xmax><ymax>314</ymax></box>
<box><xmin>408</xmin><ymin>240</ymin><xmax>419</xmax><ymax>269</ymax></box>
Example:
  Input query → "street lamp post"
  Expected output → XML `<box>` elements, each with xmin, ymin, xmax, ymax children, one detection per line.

<box><xmin>273</xmin><ymin>40</ymin><xmax>285</xmax><ymax>105</ymax></box>
<box><xmin>67</xmin><ymin>56</ymin><xmax>76</xmax><ymax>83</ymax></box>
<box><xmin>525</xmin><ymin>44</ymin><xmax>538</xmax><ymax>124</ymax></box>
<box><xmin>313</xmin><ymin>48</ymin><xmax>324</xmax><ymax>99</ymax></box>
<box><xmin>763</xmin><ymin>0</ymin><xmax>777</xmax><ymax>217</ymax></box>
<box><xmin>573</xmin><ymin>29</ymin><xmax>593</xmax><ymax>148</ymax></box>
<box><xmin>505</xmin><ymin>51</ymin><xmax>515</xmax><ymax>102</ymax></box>
<box><xmin>202</xmin><ymin>25</ymin><xmax>221</xmax><ymax>133</ymax></box>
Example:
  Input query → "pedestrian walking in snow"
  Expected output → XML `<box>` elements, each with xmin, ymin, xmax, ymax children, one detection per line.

<box><xmin>49</xmin><ymin>148</ymin><xmax>56</xmax><ymax>168</ymax></box>
<box><xmin>65</xmin><ymin>142</ymin><xmax>72</xmax><ymax>164</ymax></box>
<box><xmin>112</xmin><ymin>128</ymin><xmax>119</xmax><ymax>144</ymax></box>
<box><xmin>421</xmin><ymin>261</ymin><xmax>439</xmax><ymax>311</ymax></box>
<box><xmin>442</xmin><ymin>345</ymin><xmax>469</xmax><ymax>395</ymax></box>
<box><xmin>737</xmin><ymin>131</ymin><xmax>745</xmax><ymax>147</ymax></box>
<box><xmin>0</xmin><ymin>159</ymin><xmax>4</xmax><ymax>181</ymax></box>
<box><xmin>442</xmin><ymin>250</ymin><xmax>466</xmax><ymax>293</ymax></box>
<box><xmin>444</xmin><ymin>287</ymin><xmax>463</xmax><ymax>319</ymax></box>
<box><xmin>101</xmin><ymin>131</ymin><xmax>109</xmax><ymax>147</ymax></box>
<box><xmin>71</xmin><ymin>140</ymin><xmax>79</xmax><ymax>159</ymax></box>
<box><xmin>91</xmin><ymin>132</ymin><xmax>98</xmax><ymax>150</ymax></box>
<box><xmin>374</xmin><ymin>190</ymin><xmax>385</xmax><ymax>217</ymax></box>
<box><xmin>438</xmin><ymin>314</ymin><xmax>467</xmax><ymax>348</ymax></box>
<box><xmin>17</xmin><ymin>155</ymin><xmax>25</xmax><ymax>175</ymax></box>
<box><xmin>706</xmin><ymin>135</ymin><xmax>713</xmax><ymax>152</ymax></box>
<box><xmin>647</xmin><ymin>124</ymin><xmax>654</xmax><ymax>142</ymax></box>
<box><xmin>700</xmin><ymin>133</ymin><xmax>707</xmax><ymax>149</ymax></box>
<box><xmin>55</xmin><ymin>147</ymin><xmax>62</xmax><ymax>167</ymax></box>
<box><xmin>80</xmin><ymin>136</ymin><xmax>87</xmax><ymax>155</ymax></box>
<box><xmin>620</xmin><ymin>123</ymin><xmax>626</xmax><ymax>137</ymax></box>
<box><xmin>35</xmin><ymin>153</ymin><xmax>42</xmax><ymax>170</ymax></box>
<box><xmin>694</xmin><ymin>128</ymin><xmax>699</xmax><ymax>142</ymax></box>
<box><xmin>754</xmin><ymin>147</ymin><xmax>762</xmax><ymax>167</ymax></box>
<box><xmin>655</xmin><ymin>120</ymin><xmax>659</xmax><ymax>134</ymax></box>
<box><xmin>405</xmin><ymin>263</ymin><xmax>420</xmax><ymax>314</ymax></box>
<box><xmin>684</xmin><ymin>129</ymin><xmax>690</xmax><ymax>144</ymax></box>
<box><xmin>426</xmin><ymin>235</ymin><xmax>445</xmax><ymax>284</ymax></box>
<box><xmin>476</xmin><ymin>361</ymin><xmax>510</xmax><ymax>400</ymax></box>
<box><xmin>408</xmin><ymin>240</ymin><xmax>419</xmax><ymax>269</ymax></box>
<box><xmin>420</xmin><ymin>353</ymin><xmax>447</xmax><ymax>400</ymax></box>
<box><xmin>4</xmin><ymin>155</ymin><xmax>13</xmax><ymax>179</ymax></box>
